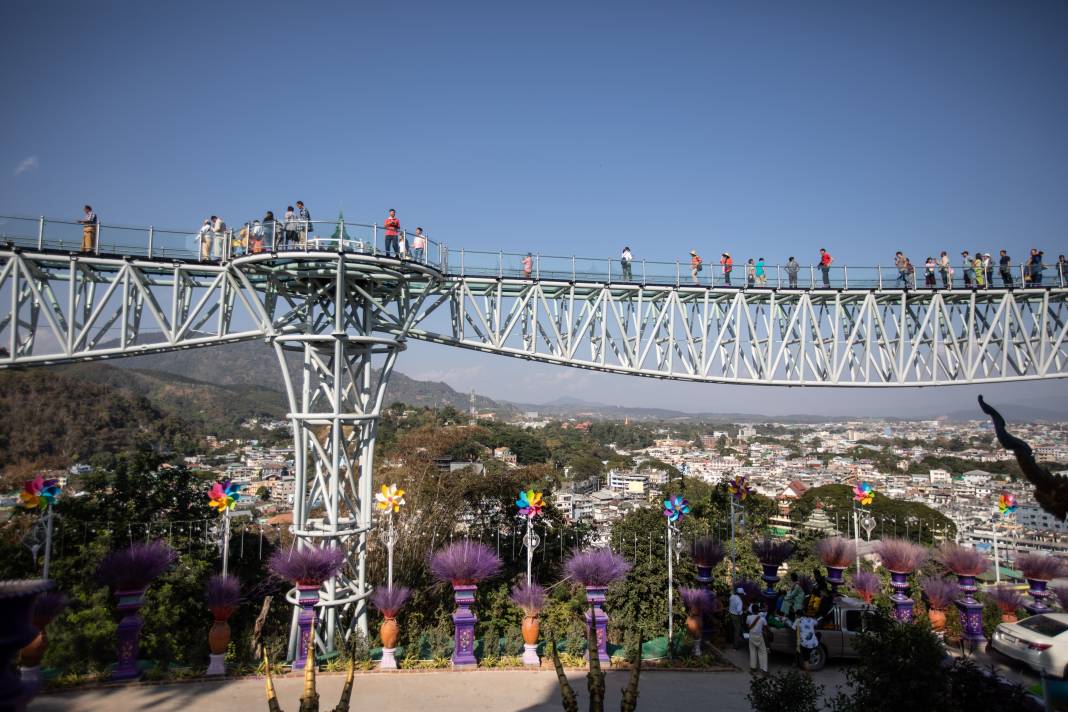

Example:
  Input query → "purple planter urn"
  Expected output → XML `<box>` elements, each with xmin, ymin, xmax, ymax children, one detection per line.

<box><xmin>112</xmin><ymin>588</ymin><xmax>147</xmax><ymax>681</ymax></box>
<box><xmin>451</xmin><ymin>584</ymin><xmax>478</xmax><ymax>667</ymax></box>
<box><xmin>584</xmin><ymin>586</ymin><xmax>611</xmax><ymax>664</ymax></box>
<box><xmin>1026</xmin><ymin>578</ymin><xmax>1052</xmax><ymax>615</ymax></box>
<box><xmin>292</xmin><ymin>584</ymin><xmax>320</xmax><ymax>671</ymax></box>
<box><xmin>954</xmin><ymin>575</ymin><xmax>986</xmax><ymax>645</ymax></box>
<box><xmin>887</xmin><ymin>570</ymin><xmax>915</xmax><ymax>623</ymax></box>
<box><xmin>825</xmin><ymin>565</ymin><xmax>846</xmax><ymax>594</ymax></box>
<box><xmin>695</xmin><ymin>564</ymin><xmax>714</xmax><ymax>640</ymax></box>
<box><xmin>0</xmin><ymin>580</ymin><xmax>52</xmax><ymax>708</ymax></box>
<box><xmin>760</xmin><ymin>562</ymin><xmax>780</xmax><ymax>605</ymax></box>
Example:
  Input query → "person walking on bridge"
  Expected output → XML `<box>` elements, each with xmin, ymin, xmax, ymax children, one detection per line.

<box><xmin>198</xmin><ymin>219</ymin><xmax>213</xmax><ymax>261</ymax></box>
<box><xmin>720</xmin><ymin>252</ymin><xmax>733</xmax><ymax>286</ymax></box>
<box><xmin>999</xmin><ymin>250</ymin><xmax>1013</xmax><ymax>288</ymax></box>
<box><xmin>939</xmin><ymin>251</ymin><xmax>951</xmax><ymax>288</ymax></box>
<box><xmin>620</xmin><ymin>246</ymin><xmax>633</xmax><ymax>280</ymax></box>
<box><xmin>961</xmin><ymin>250</ymin><xmax>974</xmax><ymax>288</ymax></box>
<box><xmin>983</xmin><ymin>253</ymin><xmax>994</xmax><ymax>287</ymax></box>
<box><xmin>283</xmin><ymin>206</ymin><xmax>298</xmax><ymax>249</ymax></box>
<box><xmin>522</xmin><ymin>252</ymin><xmax>533</xmax><ymax>279</ymax></box>
<box><xmin>894</xmin><ymin>251</ymin><xmax>909</xmax><ymax>288</ymax></box>
<box><xmin>924</xmin><ymin>257</ymin><xmax>936</xmax><ymax>288</ymax></box>
<box><xmin>689</xmin><ymin>250</ymin><xmax>703</xmax><ymax>284</ymax></box>
<box><xmin>296</xmin><ymin>201</ymin><xmax>312</xmax><ymax>245</ymax></box>
<box><xmin>211</xmin><ymin>215</ymin><xmax>227</xmax><ymax>261</ymax></box>
<box><xmin>973</xmin><ymin>253</ymin><xmax>985</xmax><ymax>288</ymax></box>
<box><xmin>746</xmin><ymin>258</ymin><xmax>755</xmax><ymax>288</ymax></box>
<box><xmin>818</xmin><ymin>248</ymin><xmax>832</xmax><ymax>288</ymax></box>
<box><xmin>412</xmin><ymin>227</ymin><xmax>427</xmax><ymax>263</ymax></box>
<box><xmin>384</xmin><ymin>209</ymin><xmax>400</xmax><ymax>258</ymax></box>
<box><xmin>79</xmin><ymin>205</ymin><xmax>98</xmax><ymax>253</ymax></box>
<box><xmin>1029</xmin><ymin>249</ymin><xmax>1045</xmax><ymax>286</ymax></box>
<box><xmin>755</xmin><ymin>257</ymin><xmax>767</xmax><ymax>286</ymax></box>
<box><xmin>785</xmin><ymin>256</ymin><xmax>800</xmax><ymax>288</ymax></box>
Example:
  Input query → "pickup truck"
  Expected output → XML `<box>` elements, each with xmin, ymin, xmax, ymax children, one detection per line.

<box><xmin>765</xmin><ymin>595</ymin><xmax>871</xmax><ymax>671</ymax></box>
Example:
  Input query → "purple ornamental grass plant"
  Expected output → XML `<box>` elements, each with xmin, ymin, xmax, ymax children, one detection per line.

<box><xmin>97</xmin><ymin>541</ymin><xmax>177</xmax><ymax>590</ymax></box>
<box><xmin>1016</xmin><ymin>553</ymin><xmax>1067</xmax><ymax>581</ymax></box>
<box><xmin>205</xmin><ymin>574</ymin><xmax>241</xmax><ymax>609</ymax></box>
<box><xmin>563</xmin><ymin>548</ymin><xmax>632</xmax><ymax>588</ymax></box>
<box><xmin>1052</xmin><ymin>585</ymin><xmax>1068</xmax><ymax>611</ymax></box>
<box><xmin>937</xmin><ymin>543</ymin><xmax>990</xmax><ymax>577</ymax></box>
<box><xmin>851</xmin><ymin>571</ymin><xmax>881</xmax><ymax>603</ymax></box>
<box><xmin>679</xmin><ymin>586</ymin><xmax>713</xmax><ymax>614</ymax></box>
<box><xmin>269</xmin><ymin>545</ymin><xmax>346</xmax><ymax>586</ymax></box>
<box><xmin>736</xmin><ymin>579</ymin><xmax>762</xmax><ymax>602</ymax></box>
<box><xmin>986</xmin><ymin>584</ymin><xmax>1024</xmax><ymax>613</ymax></box>
<box><xmin>510</xmin><ymin>581</ymin><xmax>547</xmax><ymax>615</ymax></box>
<box><xmin>874</xmin><ymin>538</ymin><xmax>928</xmax><ymax>573</ymax></box>
<box><xmin>797</xmin><ymin>574</ymin><xmax>815</xmax><ymax>595</ymax></box>
<box><xmin>919</xmin><ymin>577</ymin><xmax>959</xmax><ymax>610</ymax></box>
<box><xmin>753</xmin><ymin>539</ymin><xmax>795</xmax><ymax>566</ymax></box>
<box><xmin>429</xmin><ymin>539</ymin><xmax>502</xmax><ymax>585</ymax></box>
<box><xmin>371</xmin><ymin>586</ymin><xmax>411</xmax><ymax>618</ymax></box>
<box><xmin>816</xmin><ymin>537</ymin><xmax>857</xmax><ymax>568</ymax></box>
<box><xmin>690</xmin><ymin>537</ymin><xmax>725</xmax><ymax>568</ymax></box>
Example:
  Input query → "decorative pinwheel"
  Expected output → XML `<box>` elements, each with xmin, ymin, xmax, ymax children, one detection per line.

<box><xmin>516</xmin><ymin>490</ymin><xmax>544</xmax><ymax>518</ymax></box>
<box><xmin>19</xmin><ymin>476</ymin><xmax>61</xmax><ymax>511</ymax></box>
<box><xmin>852</xmin><ymin>482</ymin><xmax>874</xmax><ymax>507</ymax></box>
<box><xmin>662</xmin><ymin>495</ymin><xmax>690</xmax><ymax>522</ymax></box>
<box><xmin>208</xmin><ymin>480</ymin><xmax>240</xmax><ymax>513</ymax></box>
<box><xmin>998</xmin><ymin>491</ymin><xmax>1017</xmax><ymax>516</ymax></box>
<box><xmin>375</xmin><ymin>484</ymin><xmax>405</xmax><ymax>513</ymax></box>
<box><xmin>728</xmin><ymin>476</ymin><xmax>752</xmax><ymax>503</ymax></box>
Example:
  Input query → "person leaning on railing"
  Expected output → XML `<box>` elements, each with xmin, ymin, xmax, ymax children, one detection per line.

<box><xmin>79</xmin><ymin>205</ymin><xmax>98</xmax><ymax>253</ymax></box>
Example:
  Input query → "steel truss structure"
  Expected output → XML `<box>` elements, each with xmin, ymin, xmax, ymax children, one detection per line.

<box><xmin>2</xmin><ymin>244</ymin><xmax>1068</xmax><ymax>658</ymax></box>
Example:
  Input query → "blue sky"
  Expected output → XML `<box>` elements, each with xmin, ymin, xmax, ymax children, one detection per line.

<box><xmin>3</xmin><ymin>0</ymin><xmax>1068</xmax><ymax>415</ymax></box>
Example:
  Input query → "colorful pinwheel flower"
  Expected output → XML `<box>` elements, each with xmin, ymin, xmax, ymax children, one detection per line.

<box><xmin>998</xmin><ymin>492</ymin><xmax>1017</xmax><ymax>516</ymax></box>
<box><xmin>208</xmin><ymin>480</ymin><xmax>240</xmax><ymax>513</ymax></box>
<box><xmin>852</xmin><ymin>482</ymin><xmax>874</xmax><ymax>507</ymax></box>
<box><xmin>19</xmin><ymin>476</ymin><xmax>61</xmax><ymax>511</ymax></box>
<box><xmin>516</xmin><ymin>489</ymin><xmax>544</xmax><ymax>518</ymax></box>
<box><xmin>663</xmin><ymin>495</ymin><xmax>690</xmax><ymax>522</ymax></box>
<box><xmin>728</xmin><ymin>476</ymin><xmax>752</xmax><ymax>503</ymax></box>
<box><xmin>375</xmin><ymin>484</ymin><xmax>405</xmax><ymax>513</ymax></box>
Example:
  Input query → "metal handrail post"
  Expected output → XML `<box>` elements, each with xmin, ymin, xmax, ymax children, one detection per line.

<box><xmin>271</xmin><ymin>221</ymin><xmax>277</xmax><ymax>251</ymax></box>
<box><xmin>460</xmin><ymin>248</ymin><xmax>465</xmax><ymax>276</ymax></box>
<box><xmin>607</xmin><ymin>257</ymin><xmax>611</xmax><ymax>284</ymax></box>
<box><xmin>776</xmin><ymin>265</ymin><xmax>782</xmax><ymax>289</ymax></box>
<box><xmin>675</xmin><ymin>260</ymin><xmax>680</xmax><ymax>287</ymax></box>
<box><xmin>95</xmin><ymin>224</ymin><xmax>101</xmax><ymax>255</ymax></box>
<box><xmin>224</xmin><ymin>229</ymin><xmax>232</xmax><ymax>261</ymax></box>
<box><xmin>810</xmin><ymin>265</ymin><xmax>815</xmax><ymax>289</ymax></box>
<box><xmin>843</xmin><ymin>266</ymin><xmax>849</xmax><ymax>289</ymax></box>
<box><xmin>147</xmin><ymin>226</ymin><xmax>154</xmax><ymax>258</ymax></box>
<box><xmin>373</xmin><ymin>224</ymin><xmax>378</xmax><ymax>256</ymax></box>
<box><xmin>642</xmin><ymin>259</ymin><xmax>647</xmax><ymax>286</ymax></box>
<box><xmin>571</xmin><ymin>255</ymin><xmax>576</xmax><ymax>282</ymax></box>
<box><xmin>37</xmin><ymin>216</ymin><xmax>44</xmax><ymax>250</ymax></box>
<box><xmin>877</xmin><ymin>266</ymin><xmax>883</xmax><ymax>290</ymax></box>
<box><xmin>536</xmin><ymin>253</ymin><xmax>541</xmax><ymax>280</ymax></box>
<box><xmin>498</xmin><ymin>250</ymin><xmax>503</xmax><ymax>278</ymax></box>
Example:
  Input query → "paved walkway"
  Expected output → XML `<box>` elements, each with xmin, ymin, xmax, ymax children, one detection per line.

<box><xmin>31</xmin><ymin>648</ymin><xmax>851</xmax><ymax>712</ymax></box>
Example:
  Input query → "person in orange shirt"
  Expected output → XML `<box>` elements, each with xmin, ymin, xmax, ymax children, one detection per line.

<box><xmin>689</xmin><ymin>250</ymin><xmax>703</xmax><ymax>284</ymax></box>
<box><xmin>720</xmin><ymin>252</ymin><xmax>733</xmax><ymax>286</ymax></box>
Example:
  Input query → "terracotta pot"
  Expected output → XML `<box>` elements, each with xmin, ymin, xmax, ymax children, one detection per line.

<box><xmin>928</xmin><ymin>608</ymin><xmax>946</xmax><ymax>633</ymax></box>
<box><xmin>380</xmin><ymin>617</ymin><xmax>399</xmax><ymax>649</ymax></box>
<box><xmin>208</xmin><ymin>620</ymin><xmax>231</xmax><ymax>655</ymax></box>
<box><xmin>522</xmin><ymin>615</ymin><xmax>539</xmax><ymax>646</ymax></box>
<box><xmin>19</xmin><ymin>630</ymin><xmax>47</xmax><ymax>668</ymax></box>
<box><xmin>1001</xmin><ymin>611</ymin><xmax>1018</xmax><ymax>624</ymax></box>
<box><xmin>685</xmin><ymin>614</ymin><xmax>702</xmax><ymax>639</ymax></box>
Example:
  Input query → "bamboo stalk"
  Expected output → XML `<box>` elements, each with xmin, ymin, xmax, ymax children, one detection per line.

<box><xmin>586</xmin><ymin>604</ymin><xmax>604</xmax><ymax>712</ymax></box>
<box><xmin>548</xmin><ymin>635</ymin><xmax>578</xmax><ymax>712</ymax></box>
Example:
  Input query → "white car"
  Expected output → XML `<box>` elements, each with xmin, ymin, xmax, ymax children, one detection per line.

<box><xmin>990</xmin><ymin>613</ymin><xmax>1068</xmax><ymax>678</ymax></box>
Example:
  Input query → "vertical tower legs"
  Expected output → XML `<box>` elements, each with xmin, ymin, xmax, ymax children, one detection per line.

<box><xmin>274</xmin><ymin>332</ymin><xmax>404</xmax><ymax>661</ymax></box>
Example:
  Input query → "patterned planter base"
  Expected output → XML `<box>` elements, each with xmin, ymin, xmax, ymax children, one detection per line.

<box><xmin>1026</xmin><ymin>578</ymin><xmax>1052</xmax><ymax>615</ymax></box>
<box><xmin>954</xmin><ymin>575</ymin><xmax>986</xmax><ymax>645</ymax></box>
<box><xmin>452</xmin><ymin>584</ymin><xmax>478</xmax><ymax>667</ymax></box>
<box><xmin>584</xmin><ymin>586</ymin><xmax>610</xmax><ymax>664</ymax></box>
<box><xmin>112</xmin><ymin>588</ymin><xmax>147</xmax><ymax>681</ymax></box>
<box><xmin>292</xmin><ymin>584</ymin><xmax>320</xmax><ymax>671</ymax></box>
<box><xmin>888</xmin><ymin>570</ymin><xmax>915</xmax><ymax>623</ymax></box>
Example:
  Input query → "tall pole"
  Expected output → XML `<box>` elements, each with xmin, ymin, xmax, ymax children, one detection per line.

<box><xmin>386</xmin><ymin>512</ymin><xmax>396</xmax><ymax>590</ymax></box>
<box><xmin>729</xmin><ymin>498</ymin><xmax>737</xmax><ymax>583</ymax></box>
<box><xmin>221</xmin><ymin>509</ymin><xmax>231</xmax><ymax>577</ymax></box>
<box><xmin>667</xmin><ymin>521</ymin><xmax>674</xmax><ymax>653</ymax></box>
<box><xmin>525</xmin><ymin>518</ymin><xmax>534</xmax><ymax>587</ymax></box>
<box><xmin>993</xmin><ymin>522</ymin><xmax>1001</xmax><ymax>585</ymax></box>
<box><xmin>42</xmin><ymin>503</ymin><xmax>55</xmax><ymax>579</ymax></box>
<box><xmin>852</xmin><ymin>506</ymin><xmax>861</xmax><ymax>575</ymax></box>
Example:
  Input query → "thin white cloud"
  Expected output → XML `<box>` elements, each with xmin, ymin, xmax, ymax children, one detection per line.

<box><xmin>14</xmin><ymin>156</ymin><xmax>38</xmax><ymax>177</ymax></box>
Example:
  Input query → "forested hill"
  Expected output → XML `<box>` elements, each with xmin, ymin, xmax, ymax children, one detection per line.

<box><xmin>114</xmin><ymin>339</ymin><xmax>509</xmax><ymax>413</ymax></box>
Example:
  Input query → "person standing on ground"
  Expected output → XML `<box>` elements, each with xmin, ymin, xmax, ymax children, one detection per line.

<box><xmin>720</xmin><ymin>252</ymin><xmax>733</xmax><ymax>287</ymax></box>
<box><xmin>746</xmin><ymin>258</ymin><xmax>755</xmax><ymax>288</ymax></box>
<box><xmin>689</xmin><ymin>250</ymin><xmax>703</xmax><ymax>284</ymax></box>
<box><xmin>786</xmin><ymin>256</ymin><xmax>800</xmax><ymax>288</ymax></box>
<box><xmin>961</xmin><ymin>251</ymin><xmax>973</xmax><ymax>288</ymax></box>
<box><xmin>747</xmin><ymin>602</ymin><xmax>769</xmax><ymax>674</ymax></box>
<box><xmin>384</xmin><ymin>209</ymin><xmax>400</xmax><ymax>258</ymax></box>
<box><xmin>755</xmin><ymin>257</ymin><xmax>767</xmax><ymax>286</ymax></box>
<box><xmin>198</xmin><ymin>219</ymin><xmax>213</xmax><ymax>261</ymax></box>
<box><xmin>939</xmin><ymin>251</ymin><xmax>951</xmax><ymax>288</ymax></box>
<box><xmin>283</xmin><ymin>206</ymin><xmax>298</xmax><ymax>249</ymax></box>
<box><xmin>999</xmin><ymin>250</ymin><xmax>1013</xmax><ymax>288</ymax></box>
<box><xmin>894</xmin><ymin>251</ymin><xmax>908</xmax><ymax>288</ymax></box>
<box><xmin>620</xmin><ymin>246</ymin><xmax>633</xmax><ymax>281</ymax></box>
<box><xmin>412</xmin><ymin>227</ymin><xmax>427</xmax><ymax>263</ymax></box>
<box><xmin>522</xmin><ymin>252</ymin><xmax>533</xmax><ymax>279</ymax></box>
<box><xmin>728</xmin><ymin>587</ymin><xmax>745</xmax><ymax>649</ymax></box>
<box><xmin>818</xmin><ymin>248</ymin><xmax>832</xmax><ymax>288</ymax></box>
<box><xmin>791</xmin><ymin>612</ymin><xmax>820</xmax><ymax>670</ymax></box>
<box><xmin>296</xmin><ymin>201</ymin><xmax>312</xmax><ymax>246</ymax></box>
<box><xmin>79</xmin><ymin>205</ymin><xmax>99</xmax><ymax>253</ymax></box>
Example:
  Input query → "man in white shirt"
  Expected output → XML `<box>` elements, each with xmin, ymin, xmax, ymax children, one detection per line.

<box><xmin>198</xmin><ymin>219</ymin><xmax>213</xmax><ymax>262</ymax></box>
<box><xmin>621</xmin><ymin>247</ymin><xmax>633</xmax><ymax>280</ymax></box>
<box><xmin>728</xmin><ymin>587</ymin><xmax>745</xmax><ymax>649</ymax></box>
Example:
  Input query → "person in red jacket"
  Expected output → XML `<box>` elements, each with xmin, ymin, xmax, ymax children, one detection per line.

<box><xmin>720</xmin><ymin>252</ymin><xmax>733</xmax><ymax>286</ymax></box>
<box><xmin>819</xmin><ymin>248</ymin><xmax>833</xmax><ymax>288</ymax></box>
<box><xmin>384</xmin><ymin>209</ymin><xmax>400</xmax><ymax>257</ymax></box>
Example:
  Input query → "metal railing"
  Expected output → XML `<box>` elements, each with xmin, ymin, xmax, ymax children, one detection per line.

<box><xmin>0</xmin><ymin>214</ymin><xmax>1064</xmax><ymax>290</ymax></box>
